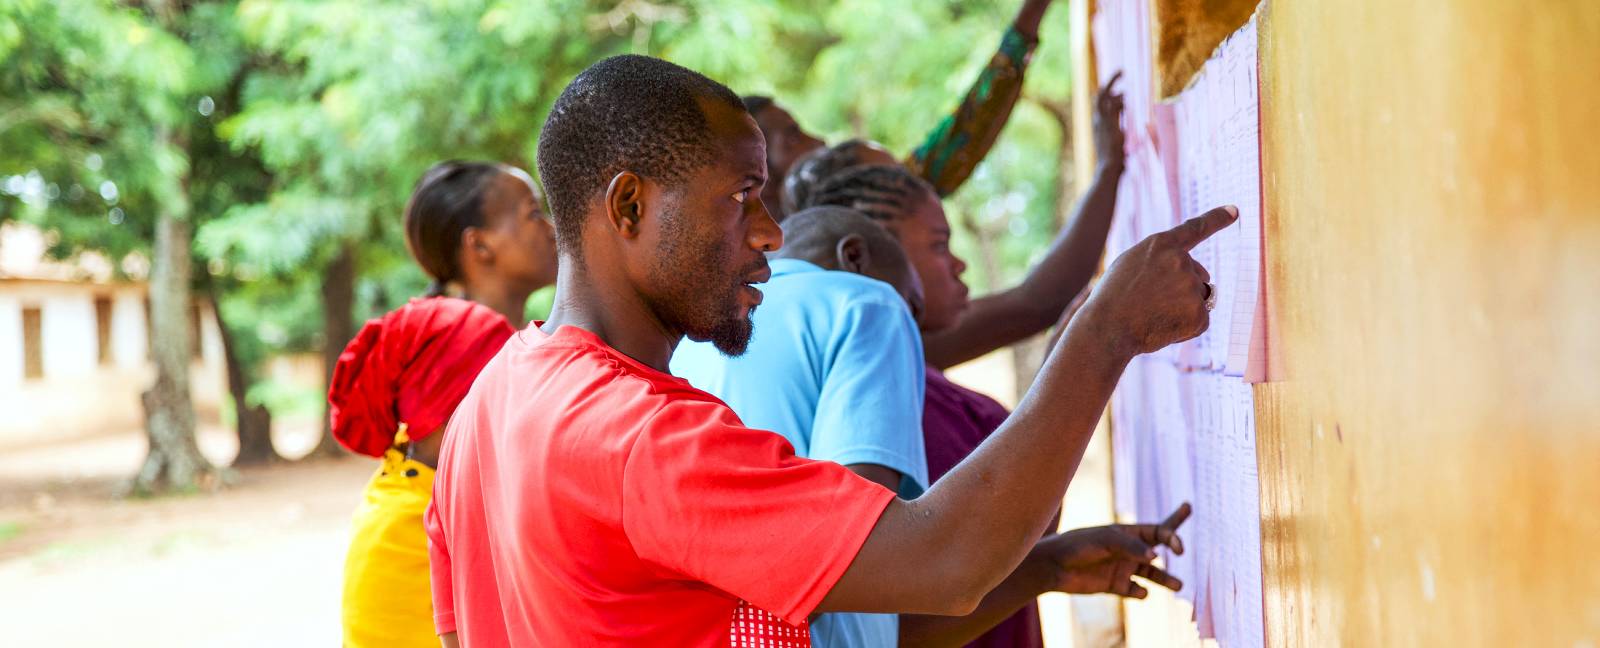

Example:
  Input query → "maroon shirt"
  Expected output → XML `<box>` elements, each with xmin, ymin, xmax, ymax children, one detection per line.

<box><xmin>922</xmin><ymin>366</ymin><xmax>1044</xmax><ymax>648</ymax></box>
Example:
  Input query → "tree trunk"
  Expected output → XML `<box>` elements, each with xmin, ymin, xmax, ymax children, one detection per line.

<box><xmin>132</xmin><ymin>210</ymin><xmax>215</xmax><ymax>494</ymax></box>
<box><xmin>1005</xmin><ymin>95</ymin><xmax>1082</xmax><ymax>401</ymax></box>
<box><xmin>311</xmin><ymin>241</ymin><xmax>356</xmax><ymax>458</ymax></box>
<box><xmin>1033</xmin><ymin>95</ymin><xmax>1079</xmax><ymax>230</ymax></box>
<box><xmin>205</xmin><ymin>276</ymin><xmax>280</xmax><ymax>466</ymax></box>
<box><xmin>953</xmin><ymin>206</ymin><xmax>1005</xmax><ymax>296</ymax></box>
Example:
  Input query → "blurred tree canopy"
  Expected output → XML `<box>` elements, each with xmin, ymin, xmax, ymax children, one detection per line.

<box><xmin>0</xmin><ymin>0</ymin><xmax>1077</xmax><ymax>487</ymax></box>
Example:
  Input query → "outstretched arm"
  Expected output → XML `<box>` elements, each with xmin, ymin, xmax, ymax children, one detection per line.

<box><xmin>924</xmin><ymin>74</ymin><xmax>1128</xmax><ymax>369</ymax></box>
<box><xmin>815</xmin><ymin>207</ymin><xmax>1236</xmax><ymax>616</ymax></box>
<box><xmin>906</xmin><ymin>0</ymin><xmax>1056</xmax><ymax>196</ymax></box>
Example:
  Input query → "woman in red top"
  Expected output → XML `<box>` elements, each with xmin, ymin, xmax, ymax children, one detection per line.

<box><xmin>330</xmin><ymin>161</ymin><xmax>556</xmax><ymax>648</ymax></box>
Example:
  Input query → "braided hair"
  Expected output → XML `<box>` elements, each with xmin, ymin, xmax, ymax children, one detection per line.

<box><xmin>801</xmin><ymin>163</ymin><xmax>936</xmax><ymax>224</ymax></box>
<box><xmin>782</xmin><ymin>139</ymin><xmax>879</xmax><ymax>215</ymax></box>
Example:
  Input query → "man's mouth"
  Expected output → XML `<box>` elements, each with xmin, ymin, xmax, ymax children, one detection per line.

<box><xmin>744</xmin><ymin>264</ymin><xmax>772</xmax><ymax>285</ymax></box>
<box><xmin>739</xmin><ymin>282</ymin><xmax>765</xmax><ymax>307</ymax></box>
<box><xmin>739</xmin><ymin>264</ymin><xmax>770</xmax><ymax>308</ymax></box>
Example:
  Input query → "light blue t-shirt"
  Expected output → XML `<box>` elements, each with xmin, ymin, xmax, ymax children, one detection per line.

<box><xmin>672</xmin><ymin>258</ymin><xmax>927</xmax><ymax>648</ymax></box>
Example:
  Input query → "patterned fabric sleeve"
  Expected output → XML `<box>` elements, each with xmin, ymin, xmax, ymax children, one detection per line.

<box><xmin>905</xmin><ymin>26</ymin><xmax>1039</xmax><ymax>197</ymax></box>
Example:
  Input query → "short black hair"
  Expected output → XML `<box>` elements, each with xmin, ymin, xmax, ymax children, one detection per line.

<box><xmin>742</xmin><ymin>94</ymin><xmax>774</xmax><ymax>116</ymax></box>
<box><xmin>535</xmin><ymin>54</ymin><xmax>744</xmax><ymax>258</ymax></box>
<box><xmin>802</xmin><ymin>164</ymin><xmax>936</xmax><ymax>223</ymax></box>
<box><xmin>776</xmin><ymin>206</ymin><xmax>907</xmax><ymax>269</ymax></box>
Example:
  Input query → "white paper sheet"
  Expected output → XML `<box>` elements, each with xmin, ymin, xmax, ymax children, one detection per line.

<box><xmin>1096</xmin><ymin>4</ymin><xmax>1267</xmax><ymax>647</ymax></box>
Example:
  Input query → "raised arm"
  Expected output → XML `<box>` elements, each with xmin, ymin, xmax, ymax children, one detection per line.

<box><xmin>816</xmin><ymin>206</ymin><xmax>1236</xmax><ymax>616</ymax></box>
<box><xmin>924</xmin><ymin>74</ymin><xmax>1128</xmax><ymax>369</ymax></box>
<box><xmin>905</xmin><ymin>0</ymin><xmax>1055</xmax><ymax>196</ymax></box>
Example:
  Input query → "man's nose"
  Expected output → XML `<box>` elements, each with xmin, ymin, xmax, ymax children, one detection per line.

<box><xmin>749</xmin><ymin>199</ymin><xmax>783</xmax><ymax>252</ymax></box>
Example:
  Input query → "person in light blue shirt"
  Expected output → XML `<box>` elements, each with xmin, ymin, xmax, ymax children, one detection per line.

<box><xmin>673</xmin><ymin>206</ymin><xmax>927</xmax><ymax>647</ymax></box>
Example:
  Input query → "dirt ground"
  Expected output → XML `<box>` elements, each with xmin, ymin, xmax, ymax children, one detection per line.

<box><xmin>0</xmin><ymin>422</ymin><xmax>373</xmax><ymax>647</ymax></box>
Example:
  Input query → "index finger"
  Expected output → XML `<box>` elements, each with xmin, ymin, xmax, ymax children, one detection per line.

<box><xmin>1166</xmin><ymin>205</ymin><xmax>1239</xmax><ymax>251</ymax></box>
<box><xmin>1102</xmin><ymin>70</ymin><xmax>1124</xmax><ymax>93</ymax></box>
<box><xmin>1162</xmin><ymin>502</ymin><xmax>1193</xmax><ymax>530</ymax></box>
<box><xmin>1119</xmin><ymin>523</ymin><xmax>1180</xmax><ymax>555</ymax></box>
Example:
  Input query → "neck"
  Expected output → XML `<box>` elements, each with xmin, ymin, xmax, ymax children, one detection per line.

<box><xmin>541</xmin><ymin>258</ymin><xmax>679</xmax><ymax>373</ymax></box>
<box><xmin>460</xmin><ymin>281</ymin><xmax>533</xmax><ymax>329</ymax></box>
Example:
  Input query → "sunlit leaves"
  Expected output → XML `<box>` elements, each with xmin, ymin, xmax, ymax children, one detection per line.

<box><xmin>5</xmin><ymin>0</ymin><xmax>1084</xmax><ymax>358</ymax></box>
<box><xmin>196</xmin><ymin>190</ymin><xmax>366</xmax><ymax>276</ymax></box>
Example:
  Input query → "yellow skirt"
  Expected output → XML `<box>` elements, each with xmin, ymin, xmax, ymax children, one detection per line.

<box><xmin>341</xmin><ymin>440</ymin><xmax>439</xmax><ymax>648</ymax></box>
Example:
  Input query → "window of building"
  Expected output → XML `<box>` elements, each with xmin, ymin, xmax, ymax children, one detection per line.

<box><xmin>95</xmin><ymin>295</ymin><xmax>113</xmax><ymax>366</ymax></box>
<box><xmin>22</xmin><ymin>306</ymin><xmax>43</xmax><ymax>380</ymax></box>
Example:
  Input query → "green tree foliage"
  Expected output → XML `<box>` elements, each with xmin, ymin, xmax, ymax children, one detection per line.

<box><xmin>0</xmin><ymin>0</ymin><xmax>189</xmax><ymax>249</ymax></box>
<box><xmin>1</xmin><ymin>0</ymin><xmax>221</xmax><ymax>491</ymax></box>
<box><xmin>3</xmin><ymin>0</ymin><xmax>1080</xmax><ymax>484</ymax></box>
<box><xmin>792</xmin><ymin>0</ymin><xmax>1076</xmax><ymax>292</ymax></box>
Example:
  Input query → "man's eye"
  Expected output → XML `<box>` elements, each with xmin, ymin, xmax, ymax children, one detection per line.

<box><xmin>732</xmin><ymin>189</ymin><xmax>749</xmax><ymax>204</ymax></box>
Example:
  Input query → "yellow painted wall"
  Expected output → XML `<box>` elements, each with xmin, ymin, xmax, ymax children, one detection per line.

<box><xmin>1085</xmin><ymin>1</ymin><xmax>1600</xmax><ymax>645</ymax></box>
<box><xmin>1255</xmin><ymin>1</ymin><xmax>1600</xmax><ymax>645</ymax></box>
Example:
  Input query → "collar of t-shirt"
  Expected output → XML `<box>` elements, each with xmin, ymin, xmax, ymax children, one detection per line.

<box><xmin>769</xmin><ymin>257</ymin><xmax>825</xmax><ymax>279</ymax></box>
<box><xmin>519</xmin><ymin>322</ymin><xmax>696</xmax><ymax>389</ymax></box>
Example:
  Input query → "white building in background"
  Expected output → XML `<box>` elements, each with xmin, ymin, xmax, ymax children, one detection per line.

<box><xmin>0</xmin><ymin>223</ymin><xmax>225</xmax><ymax>447</ymax></box>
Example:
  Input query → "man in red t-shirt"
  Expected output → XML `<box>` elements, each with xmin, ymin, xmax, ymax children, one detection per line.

<box><xmin>428</xmin><ymin>54</ymin><xmax>1236</xmax><ymax>647</ymax></box>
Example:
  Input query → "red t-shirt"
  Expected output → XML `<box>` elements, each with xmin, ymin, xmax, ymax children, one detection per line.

<box><xmin>427</xmin><ymin>325</ymin><xmax>894</xmax><ymax>647</ymax></box>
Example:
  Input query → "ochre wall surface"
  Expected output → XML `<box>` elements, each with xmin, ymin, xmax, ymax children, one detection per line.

<box><xmin>1255</xmin><ymin>1</ymin><xmax>1600</xmax><ymax>645</ymax></box>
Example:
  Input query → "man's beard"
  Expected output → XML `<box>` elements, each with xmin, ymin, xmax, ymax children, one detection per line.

<box><xmin>702</xmin><ymin>302</ymin><xmax>755</xmax><ymax>356</ymax></box>
<box><xmin>653</xmin><ymin>208</ymin><xmax>761</xmax><ymax>357</ymax></box>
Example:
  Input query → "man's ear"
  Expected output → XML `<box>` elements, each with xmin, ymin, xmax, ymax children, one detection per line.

<box><xmin>834</xmin><ymin>233</ymin><xmax>871</xmax><ymax>274</ymax></box>
<box><xmin>604</xmin><ymin>171</ymin><xmax>646</xmax><ymax>239</ymax></box>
